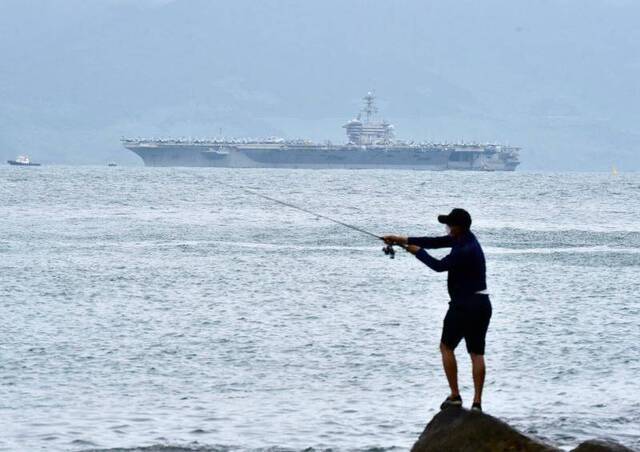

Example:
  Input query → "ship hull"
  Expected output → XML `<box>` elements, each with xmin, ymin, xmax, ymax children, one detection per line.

<box><xmin>7</xmin><ymin>160</ymin><xmax>41</xmax><ymax>166</ymax></box>
<box><xmin>126</xmin><ymin>144</ymin><xmax>519</xmax><ymax>171</ymax></box>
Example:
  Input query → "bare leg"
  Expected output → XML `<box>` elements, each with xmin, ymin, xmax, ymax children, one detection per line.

<box><xmin>440</xmin><ymin>342</ymin><xmax>459</xmax><ymax>397</ymax></box>
<box><xmin>470</xmin><ymin>353</ymin><xmax>486</xmax><ymax>404</ymax></box>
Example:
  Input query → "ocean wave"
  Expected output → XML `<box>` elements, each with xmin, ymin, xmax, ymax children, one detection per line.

<box><xmin>83</xmin><ymin>445</ymin><xmax>403</xmax><ymax>452</ymax></box>
<box><xmin>485</xmin><ymin>245</ymin><xmax>640</xmax><ymax>254</ymax></box>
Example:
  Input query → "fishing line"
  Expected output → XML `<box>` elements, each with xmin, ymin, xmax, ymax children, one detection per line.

<box><xmin>213</xmin><ymin>179</ymin><xmax>406</xmax><ymax>258</ymax></box>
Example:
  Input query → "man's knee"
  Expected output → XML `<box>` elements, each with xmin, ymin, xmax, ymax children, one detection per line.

<box><xmin>469</xmin><ymin>352</ymin><xmax>485</xmax><ymax>365</ymax></box>
<box><xmin>440</xmin><ymin>342</ymin><xmax>454</xmax><ymax>354</ymax></box>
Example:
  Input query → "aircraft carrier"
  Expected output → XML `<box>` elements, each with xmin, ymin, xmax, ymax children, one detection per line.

<box><xmin>123</xmin><ymin>93</ymin><xmax>520</xmax><ymax>171</ymax></box>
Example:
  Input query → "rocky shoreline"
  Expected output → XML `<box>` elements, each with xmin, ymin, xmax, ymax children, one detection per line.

<box><xmin>411</xmin><ymin>408</ymin><xmax>636</xmax><ymax>452</ymax></box>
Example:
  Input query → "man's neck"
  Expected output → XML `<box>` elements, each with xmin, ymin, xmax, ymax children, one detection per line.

<box><xmin>453</xmin><ymin>230</ymin><xmax>471</xmax><ymax>241</ymax></box>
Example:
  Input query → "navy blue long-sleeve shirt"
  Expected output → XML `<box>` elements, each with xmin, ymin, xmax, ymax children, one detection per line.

<box><xmin>407</xmin><ymin>232</ymin><xmax>487</xmax><ymax>301</ymax></box>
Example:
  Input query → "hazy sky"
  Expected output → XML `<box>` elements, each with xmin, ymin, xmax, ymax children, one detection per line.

<box><xmin>1</xmin><ymin>0</ymin><xmax>639</xmax><ymax>169</ymax></box>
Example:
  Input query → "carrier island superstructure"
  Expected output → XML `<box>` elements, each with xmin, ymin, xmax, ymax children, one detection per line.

<box><xmin>123</xmin><ymin>93</ymin><xmax>520</xmax><ymax>171</ymax></box>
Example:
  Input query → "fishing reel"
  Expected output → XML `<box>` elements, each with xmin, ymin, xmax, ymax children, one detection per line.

<box><xmin>382</xmin><ymin>244</ymin><xmax>396</xmax><ymax>259</ymax></box>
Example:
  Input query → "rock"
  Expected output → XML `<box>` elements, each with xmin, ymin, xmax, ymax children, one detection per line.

<box><xmin>411</xmin><ymin>408</ymin><xmax>638</xmax><ymax>452</ymax></box>
<box><xmin>571</xmin><ymin>439</ymin><xmax>637</xmax><ymax>452</ymax></box>
<box><xmin>411</xmin><ymin>407</ymin><xmax>560</xmax><ymax>452</ymax></box>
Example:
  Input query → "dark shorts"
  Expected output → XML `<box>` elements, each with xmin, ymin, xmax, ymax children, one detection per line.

<box><xmin>441</xmin><ymin>294</ymin><xmax>492</xmax><ymax>355</ymax></box>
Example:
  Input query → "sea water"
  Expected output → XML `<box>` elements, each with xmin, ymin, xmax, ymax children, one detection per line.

<box><xmin>1</xmin><ymin>167</ymin><xmax>639</xmax><ymax>451</ymax></box>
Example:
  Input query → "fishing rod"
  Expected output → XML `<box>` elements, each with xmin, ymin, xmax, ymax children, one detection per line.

<box><xmin>214</xmin><ymin>180</ymin><xmax>406</xmax><ymax>258</ymax></box>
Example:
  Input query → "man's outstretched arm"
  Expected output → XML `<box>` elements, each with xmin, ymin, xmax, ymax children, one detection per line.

<box><xmin>408</xmin><ymin>235</ymin><xmax>454</xmax><ymax>249</ymax></box>
<box><xmin>382</xmin><ymin>235</ymin><xmax>454</xmax><ymax>249</ymax></box>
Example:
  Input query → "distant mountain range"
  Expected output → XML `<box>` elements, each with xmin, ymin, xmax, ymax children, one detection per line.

<box><xmin>1</xmin><ymin>0</ymin><xmax>639</xmax><ymax>170</ymax></box>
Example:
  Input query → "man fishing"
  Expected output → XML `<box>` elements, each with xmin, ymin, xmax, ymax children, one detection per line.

<box><xmin>215</xmin><ymin>183</ymin><xmax>492</xmax><ymax>410</ymax></box>
<box><xmin>383</xmin><ymin>208</ymin><xmax>491</xmax><ymax>412</ymax></box>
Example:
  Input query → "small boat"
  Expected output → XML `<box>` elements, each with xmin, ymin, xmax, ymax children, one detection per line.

<box><xmin>612</xmin><ymin>164</ymin><xmax>618</xmax><ymax>176</ymax></box>
<box><xmin>7</xmin><ymin>155</ymin><xmax>41</xmax><ymax>166</ymax></box>
<box><xmin>107</xmin><ymin>162</ymin><xmax>118</xmax><ymax>167</ymax></box>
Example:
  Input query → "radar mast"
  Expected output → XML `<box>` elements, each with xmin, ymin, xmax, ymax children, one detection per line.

<box><xmin>362</xmin><ymin>91</ymin><xmax>378</xmax><ymax>122</ymax></box>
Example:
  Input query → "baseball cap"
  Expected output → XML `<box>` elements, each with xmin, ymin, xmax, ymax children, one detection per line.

<box><xmin>437</xmin><ymin>208</ymin><xmax>472</xmax><ymax>229</ymax></box>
